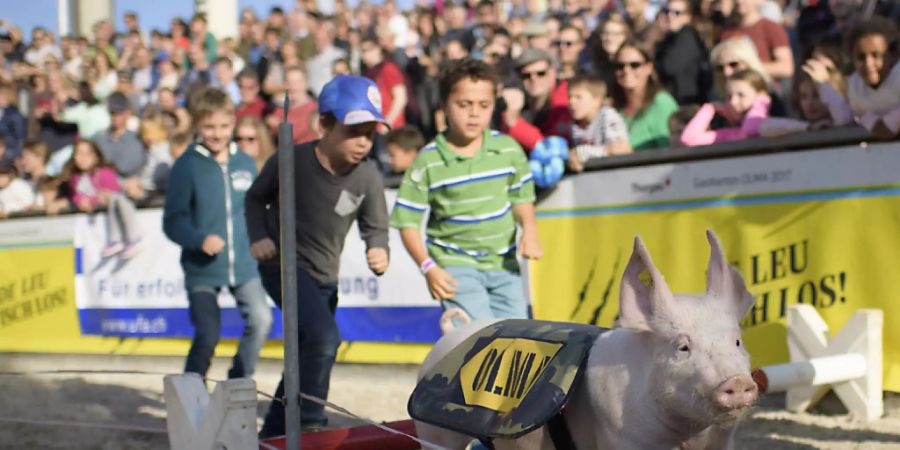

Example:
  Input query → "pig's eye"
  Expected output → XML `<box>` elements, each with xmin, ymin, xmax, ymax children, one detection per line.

<box><xmin>736</xmin><ymin>339</ymin><xmax>742</xmax><ymax>347</ymax></box>
<box><xmin>674</xmin><ymin>335</ymin><xmax>691</xmax><ymax>357</ymax></box>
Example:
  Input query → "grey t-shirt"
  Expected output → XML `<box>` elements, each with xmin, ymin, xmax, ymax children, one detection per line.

<box><xmin>95</xmin><ymin>129</ymin><xmax>147</xmax><ymax>177</ymax></box>
<box><xmin>245</xmin><ymin>140</ymin><xmax>389</xmax><ymax>284</ymax></box>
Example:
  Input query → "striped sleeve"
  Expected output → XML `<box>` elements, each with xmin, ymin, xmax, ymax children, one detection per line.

<box><xmin>390</xmin><ymin>155</ymin><xmax>430</xmax><ymax>229</ymax></box>
<box><xmin>506</xmin><ymin>142</ymin><xmax>535</xmax><ymax>204</ymax></box>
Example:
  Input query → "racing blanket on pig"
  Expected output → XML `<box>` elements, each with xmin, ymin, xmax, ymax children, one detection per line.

<box><xmin>408</xmin><ymin>319</ymin><xmax>606</xmax><ymax>439</ymax></box>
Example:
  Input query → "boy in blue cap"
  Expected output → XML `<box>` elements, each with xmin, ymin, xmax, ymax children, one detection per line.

<box><xmin>247</xmin><ymin>75</ymin><xmax>390</xmax><ymax>436</ymax></box>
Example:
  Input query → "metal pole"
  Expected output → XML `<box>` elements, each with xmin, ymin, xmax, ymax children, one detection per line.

<box><xmin>278</xmin><ymin>93</ymin><xmax>301</xmax><ymax>450</ymax></box>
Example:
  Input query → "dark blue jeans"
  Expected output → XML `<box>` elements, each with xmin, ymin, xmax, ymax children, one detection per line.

<box><xmin>183</xmin><ymin>277</ymin><xmax>272</xmax><ymax>379</ymax></box>
<box><xmin>258</xmin><ymin>264</ymin><xmax>340</xmax><ymax>436</ymax></box>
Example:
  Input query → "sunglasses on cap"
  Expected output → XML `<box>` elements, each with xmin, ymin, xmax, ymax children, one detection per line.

<box><xmin>520</xmin><ymin>69</ymin><xmax>548</xmax><ymax>80</ymax></box>
<box><xmin>613</xmin><ymin>61</ymin><xmax>645</xmax><ymax>71</ymax></box>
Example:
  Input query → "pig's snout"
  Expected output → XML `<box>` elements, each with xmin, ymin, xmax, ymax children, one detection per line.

<box><xmin>714</xmin><ymin>375</ymin><xmax>758</xmax><ymax>410</ymax></box>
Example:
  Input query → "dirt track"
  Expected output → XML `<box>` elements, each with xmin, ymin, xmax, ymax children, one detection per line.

<box><xmin>0</xmin><ymin>353</ymin><xmax>898</xmax><ymax>449</ymax></box>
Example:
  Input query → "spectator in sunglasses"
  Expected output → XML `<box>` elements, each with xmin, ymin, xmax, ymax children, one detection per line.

<box><xmin>499</xmin><ymin>48</ymin><xmax>572</xmax><ymax>152</ymax></box>
<box><xmin>610</xmin><ymin>40</ymin><xmax>678</xmax><ymax>150</ymax></box>
<box><xmin>554</xmin><ymin>25</ymin><xmax>585</xmax><ymax>81</ymax></box>
<box><xmin>655</xmin><ymin>0</ymin><xmax>712</xmax><ymax>105</ymax></box>
<box><xmin>710</xmin><ymin>37</ymin><xmax>788</xmax><ymax>118</ymax></box>
<box><xmin>235</xmin><ymin>115</ymin><xmax>275</xmax><ymax>171</ymax></box>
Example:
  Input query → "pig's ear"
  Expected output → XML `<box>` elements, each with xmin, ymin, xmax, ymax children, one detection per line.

<box><xmin>619</xmin><ymin>235</ymin><xmax>675</xmax><ymax>332</ymax></box>
<box><xmin>705</xmin><ymin>229</ymin><xmax>754</xmax><ymax>319</ymax></box>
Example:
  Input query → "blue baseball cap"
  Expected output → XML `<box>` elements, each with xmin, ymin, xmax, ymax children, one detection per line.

<box><xmin>318</xmin><ymin>75</ymin><xmax>389</xmax><ymax>127</ymax></box>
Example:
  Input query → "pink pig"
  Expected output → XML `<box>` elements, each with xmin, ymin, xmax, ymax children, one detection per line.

<box><xmin>415</xmin><ymin>230</ymin><xmax>758</xmax><ymax>450</ymax></box>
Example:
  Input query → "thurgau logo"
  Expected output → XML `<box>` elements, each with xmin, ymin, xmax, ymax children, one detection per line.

<box><xmin>459</xmin><ymin>338</ymin><xmax>562</xmax><ymax>413</ymax></box>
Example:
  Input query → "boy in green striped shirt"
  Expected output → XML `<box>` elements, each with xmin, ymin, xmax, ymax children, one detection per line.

<box><xmin>390</xmin><ymin>59</ymin><xmax>543</xmax><ymax>322</ymax></box>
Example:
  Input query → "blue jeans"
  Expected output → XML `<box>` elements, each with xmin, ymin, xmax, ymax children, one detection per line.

<box><xmin>183</xmin><ymin>277</ymin><xmax>273</xmax><ymax>379</ymax></box>
<box><xmin>258</xmin><ymin>264</ymin><xmax>341</xmax><ymax>436</ymax></box>
<box><xmin>443</xmin><ymin>266</ymin><xmax>528</xmax><ymax>321</ymax></box>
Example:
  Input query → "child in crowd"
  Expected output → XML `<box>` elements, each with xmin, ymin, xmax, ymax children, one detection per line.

<box><xmin>384</xmin><ymin>125</ymin><xmax>425</xmax><ymax>175</ymax></box>
<box><xmin>125</xmin><ymin>114</ymin><xmax>172</xmax><ymax>200</ymax></box>
<box><xmin>64</xmin><ymin>139</ymin><xmax>142</xmax><ymax>258</ymax></box>
<box><xmin>391</xmin><ymin>58</ymin><xmax>543</xmax><ymax>324</ymax></box>
<box><xmin>846</xmin><ymin>17</ymin><xmax>900</xmax><ymax>139</ymax></box>
<box><xmin>0</xmin><ymin>162</ymin><xmax>33</xmax><ymax>217</ymax></box>
<box><xmin>163</xmin><ymin>88</ymin><xmax>272</xmax><ymax>381</ymax></box>
<box><xmin>246</xmin><ymin>75</ymin><xmax>390</xmax><ymax>436</ymax></box>
<box><xmin>19</xmin><ymin>140</ymin><xmax>51</xmax><ymax>208</ymax></box>
<box><xmin>565</xmin><ymin>74</ymin><xmax>632</xmax><ymax>173</ymax></box>
<box><xmin>668</xmin><ymin>105</ymin><xmax>702</xmax><ymax>148</ymax></box>
<box><xmin>760</xmin><ymin>60</ymin><xmax>852</xmax><ymax>137</ymax></box>
<box><xmin>681</xmin><ymin>69</ymin><xmax>770</xmax><ymax>146</ymax></box>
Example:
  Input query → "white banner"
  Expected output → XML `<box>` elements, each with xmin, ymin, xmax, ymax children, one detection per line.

<box><xmin>73</xmin><ymin>191</ymin><xmax>431</xmax><ymax>310</ymax></box>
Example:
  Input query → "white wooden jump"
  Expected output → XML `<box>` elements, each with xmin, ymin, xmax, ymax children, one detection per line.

<box><xmin>163</xmin><ymin>373</ymin><xmax>259</xmax><ymax>450</ymax></box>
<box><xmin>752</xmin><ymin>304</ymin><xmax>883</xmax><ymax>421</ymax></box>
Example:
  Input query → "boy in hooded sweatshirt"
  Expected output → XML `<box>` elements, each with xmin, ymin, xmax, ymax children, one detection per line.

<box><xmin>163</xmin><ymin>87</ymin><xmax>272</xmax><ymax>380</ymax></box>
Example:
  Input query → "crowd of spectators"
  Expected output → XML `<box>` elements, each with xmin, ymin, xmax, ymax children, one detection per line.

<box><xmin>0</xmin><ymin>0</ymin><xmax>899</xmax><ymax>217</ymax></box>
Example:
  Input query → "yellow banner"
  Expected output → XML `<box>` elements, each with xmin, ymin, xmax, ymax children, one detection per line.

<box><xmin>0</xmin><ymin>245</ymin><xmax>432</xmax><ymax>363</ymax></box>
<box><xmin>529</xmin><ymin>194</ymin><xmax>900</xmax><ymax>392</ymax></box>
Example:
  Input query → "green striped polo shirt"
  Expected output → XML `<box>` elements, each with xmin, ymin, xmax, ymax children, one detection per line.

<box><xmin>390</xmin><ymin>129</ymin><xmax>535</xmax><ymax>271</ymax></box>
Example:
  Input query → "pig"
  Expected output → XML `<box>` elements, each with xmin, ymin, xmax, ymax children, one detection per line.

<box><xmin>414</xmin><ymin>230</ymin><xmax>758</xmax><ymax>450</ymax></box>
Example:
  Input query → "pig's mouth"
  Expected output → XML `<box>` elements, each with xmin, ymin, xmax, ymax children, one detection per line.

<box><xmin>711</xmin><ymin>401</ymin><xmax>755</xmax><ymax>424</ymax></box>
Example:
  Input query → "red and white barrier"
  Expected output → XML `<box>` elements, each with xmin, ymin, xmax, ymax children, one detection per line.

<box><xmin>259</xmin><ymin>420</ymin><xmax>420</xmax><ymax>450</ymax></box>
<box><xmin>752</xmin><ymin>305</ymin><xmax>883</xmax><ymax>421</ymax></box>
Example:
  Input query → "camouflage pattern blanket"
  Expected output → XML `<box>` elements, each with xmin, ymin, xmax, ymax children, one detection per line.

<box><xmin>408</xmin><ymin>319</ymin><xmax>606</xmax><ymax>439</ymax></box>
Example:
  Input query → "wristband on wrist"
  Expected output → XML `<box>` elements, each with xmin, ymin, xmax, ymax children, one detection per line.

<box><xmin>420</xmin><ymin>258</ymin><xmax>437</xmax><ymax>275</ymax></box>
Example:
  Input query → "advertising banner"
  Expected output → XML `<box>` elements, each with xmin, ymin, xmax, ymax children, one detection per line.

<box><xmin>528</xmin><ymin>144</ymin><xmax>900</xmax><ymax>392</ymax></box>
<box><xmin>72</xmin><ymin>192</ymin><xmax>441</xmax><ymax>343</ymax></box>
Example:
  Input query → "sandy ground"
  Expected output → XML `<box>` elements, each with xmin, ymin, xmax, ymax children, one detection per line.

<box><xmin>0</xmin><ymin>353</ymin><xmax>898</xmax><ymax>449</ymax></box>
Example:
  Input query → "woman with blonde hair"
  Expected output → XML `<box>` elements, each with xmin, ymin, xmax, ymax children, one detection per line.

<box><xmin>710</xmin><ymin>37</ymin><xmax>770</xmax><ymax>95</ymax></box>
<box><xmin>709</xmin><ymin>36</ymin><xmax>787</xmax><ymax>117</ymax></box>
<box><xmin>234</xmin><ymin>116</ymin><xmax>274</xmax><ymax>171</ymax></box>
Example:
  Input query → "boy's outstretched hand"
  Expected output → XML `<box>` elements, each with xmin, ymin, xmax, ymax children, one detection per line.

<box><xmin>202</xmin><ymin>234</ymin><xmax>225</xmax><ymax>256</ymax></box>
<box><xmin>367</xmin><ymin>247</ymin><xmax>389</xmax><ymax>275</ymax></box>
<box><xmin>250</xmin><ymin>237</ymin><xmax>277</xmax><ymax>261</ymax></box>
<box><xmin>426</xmin><ymin>266</ymin><xmax>458</xmax><ymax>300</ymax></box>
<box><xmin>519</xmin><ymin>231</ymin><xmax>544</xmax><ymax>260</ymax></box>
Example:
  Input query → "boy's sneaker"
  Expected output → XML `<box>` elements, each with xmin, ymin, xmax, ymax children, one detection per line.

<box><xmin>102</xmin><ymin>242</ymin><xmax>124</xmax><ymax>258</ymax></box>
<box><xmin>122</xmin><ymin>239</ymin><xmax>142</xmax><ymax>259</ymax></box>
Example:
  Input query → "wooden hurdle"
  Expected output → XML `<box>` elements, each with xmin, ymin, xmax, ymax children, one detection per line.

<box><xmin>751</xmin><ymin>305</ymin><xmax>883</xmax><ymax>421</ymax></box>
